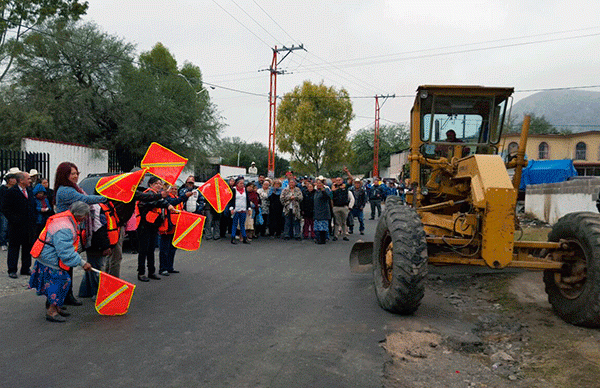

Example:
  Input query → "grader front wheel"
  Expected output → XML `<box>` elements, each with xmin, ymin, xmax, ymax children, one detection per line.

<box><xmin>544</xmin><ymin>212</ymin><xmax>600</xmax><ymax>327</ymax></box>
<box><xmin>372</xmin><ymin>197</ymin><xmax>428</xmax><ymax>315</ymax></box>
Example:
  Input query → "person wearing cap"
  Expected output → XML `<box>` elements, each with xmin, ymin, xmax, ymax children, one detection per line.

<box><xmin>0</xmin><ymin>170</ymin><xmax>19</xmax><ymax>251</ymax></box>
<box><xmin>281</xmin><ymin>170</ymin><xmax>294</xmax><ymax>189</ymax></box>
<box><xmin>29</xmin><ymin>169</ymin><xmax>40</xmax><ymax>186</ymax></box>
<box><xmin>2</xmin><ymin>171</ymin><xmax>36</xmax><ymax>278</ymax></box>
<box><xmin>248</xmin><ymin>162</ymin><xmax>258</xmax><ymax>175</ymax></box>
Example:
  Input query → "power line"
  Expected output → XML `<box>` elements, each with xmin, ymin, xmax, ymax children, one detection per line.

<box><xmin>292</xmin><ymin>26</ymin><xmax>600</xmax><ymax>71</ymax></box>
<box><xmin>252</xmin><ymin>0</ymin><xmax>299</xmax><ymax>46</ymax></box>
<box><xmin>211</xmin><ymin>0</ymin><xmax>272</xmax><ymax>49</ymax></box>
<box><xmin>229</xmin><ymin>0</ymin><xmax>282</xmax><ymax>46</ymax></box>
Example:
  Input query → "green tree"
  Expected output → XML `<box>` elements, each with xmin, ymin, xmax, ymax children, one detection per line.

<box><xmin>12</xmin><ymin>20</ymin><xmax>134</xmax><ymax>147</ymax></box>
<box><xmin>349</xmin><ymin>124</ymin><xmax>409</xmax><ymax>176</ymax></box>
<box><xmin>0</xmin><ymin>0</ymin><xmax>88</xmax><ymax>81</ymax></box>
<box><xmin>276</xmin><ymin>81</ymin><xmax>353</xmax><ymax>175</ymax></box>
<box><xmin>507</xmin><ymin>113</ymin><xmax>570</xmax><ymax>135</ymax></box>
<box><xmin>214</xmin><ymin>137</ymin><xmax>289</xmax><ymax>177</ymax></box>
<box><xmin>119</xmin><ymin>43</ymin><xmax>221</xmax><ymax>169</ymax></box>
<box><xmin>6</xmin><ymin>23</ymin><xmax>221</xmax><ymax>170</ymax></box>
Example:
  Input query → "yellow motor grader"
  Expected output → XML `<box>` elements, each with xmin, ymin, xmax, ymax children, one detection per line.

<box><xmin>351</xmin><ymin>85</ymin><xmax>600</xmax><ymax>327</ymax></box>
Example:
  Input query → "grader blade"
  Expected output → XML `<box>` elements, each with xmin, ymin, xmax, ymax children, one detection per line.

<box><xmin>350</xmin><ymin>241</ymin><xmax>374</xmax><ymax>273</ymax></box>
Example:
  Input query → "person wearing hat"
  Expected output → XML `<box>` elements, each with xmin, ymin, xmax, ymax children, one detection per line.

<box><xmin>248</xmin><ymin>162</ymin><xmax>258</xmax><ymax>175</ymax></box>
<box><xmin>29</xmin><ymin>169</ymin><xmax>40</xmax><ymax>186</ymax></box>
<box><xmin>0</xmin><ymin>170</ymin><xmax>19</xmax><ymax>251</ymax></box>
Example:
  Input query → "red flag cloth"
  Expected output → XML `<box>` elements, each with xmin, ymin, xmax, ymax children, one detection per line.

<box><xmin>141</xmin><ymin>142</ymin><xmax>188</xmax><ymax>186</ymax></box>
<box><xmin>199</xmin><ymin>174</ymin><xmax>233</xmax><ymax>214</ymax></box>
<box><xmin>172</xmin><ymin>211</ymin><xmax>205</xmax><ymax>251</ymax></box>
<box><xmin>95</xmin><ymin>168</ymin><xmax>148</xmax><ymax>203</ymax></box>
<box><xmin>94</xmin><ymin>272</ymin><xmax>136</xmax><ymax>316</ymax></box>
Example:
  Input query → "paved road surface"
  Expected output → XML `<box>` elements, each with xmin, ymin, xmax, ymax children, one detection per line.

<box><xmin>1</xmin><ymin>219</ymin><xmax>398</xmax><ymax>388</ymax></box>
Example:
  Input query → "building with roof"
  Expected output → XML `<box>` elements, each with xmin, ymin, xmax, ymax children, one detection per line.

<box><xmin>500</xmin><ymin>131</ymin><xmax>600</xmax><ymax>176</ymax></box>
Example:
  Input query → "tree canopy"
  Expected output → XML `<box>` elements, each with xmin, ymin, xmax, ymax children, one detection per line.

<box><xmin>0</xmin><ymin>0</ymin><xmax>88</xmax><ymax>81</ymax></box>
<box><xmin>349</xmin><ymin>124</ymin><xmax>409</xmax><ymax>176</ymax></box>
<box><xmin>1</xmin><ymin>21</ymin><xmax>221</xmax><ymax>171</ymax></box>
<box><xmin>507</xmin><ymin>113</ymin><xmax>570</xmax><ymax>135</ymax></box>
<box><xmin>276</xmin><ymin>81</ymin><xmax>353</xmax><ymax>175</ymax></box>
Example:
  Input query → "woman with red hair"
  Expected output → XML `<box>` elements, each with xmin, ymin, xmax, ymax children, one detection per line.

<box><xmin>53</xmin><ymin>162</ymin><xmax>107</xmax><ymax>306</ymax></box>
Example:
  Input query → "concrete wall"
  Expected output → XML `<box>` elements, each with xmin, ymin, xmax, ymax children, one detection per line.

<box><xmin>21</xmin><ymin>138</ymin><xmax>108</xmax><ymax>184</ymax></box>
<box><xmin>525</xmin><ymin>179</ymin><xmax>600</xmax><ymax>224</ymax></box>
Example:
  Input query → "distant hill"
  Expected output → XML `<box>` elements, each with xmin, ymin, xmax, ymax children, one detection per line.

<box><xmin>510</xmin><ymin>89</ymin><xmax>600</xmax><ymax>133</ymax></box>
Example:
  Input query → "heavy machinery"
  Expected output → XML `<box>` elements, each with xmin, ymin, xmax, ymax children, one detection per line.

<box><xmin>350</xmin><ymin>85</ymin><xmax>600</xmax><ymax>327</ymax></box>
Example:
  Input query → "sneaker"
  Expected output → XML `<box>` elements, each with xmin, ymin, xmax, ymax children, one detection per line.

<box><xmin>1</xmin><ymin>245</ymin><xmax>7</xmax><ymax>251</ymax></box>
<box><xmin>159</xmin><ymin>270</ymin><xmax>170</xmax><ymax>276</ymax></box>
<box><xmin>343</xmin><ymin>236</ymin><xmax>349</xmax><ymax>241</ymax></box>
<box><xmin>360</xmin><ymin>231</ymin><xmax>364</xmax><ymax>235</ymax></box>
<box><xmin>332</xmin><ymin>237</ymin><xmax>338</xmax><ymax>241</ymax></box>
<box><xmin>8</xmin><ymin>272</ymin><xmax>17</xmax><ymax>279</ymax></box>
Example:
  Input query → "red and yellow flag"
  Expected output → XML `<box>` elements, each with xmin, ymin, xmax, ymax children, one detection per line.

<box><xmin>94</xmin><ymin>271</ymin><xmax>136</xmax><ymax>316</ymax></box>
<box><xmin>199</xmin><ymin>174</ymin><xmax>233</xmax><ymax>213</ymax></box>
<box><xmin>172</xmin><ymin>211</ymin><xmax>205</xmax><ymax>251</ymax></box>
<box><xmin>141</xmin><ymin>142</ymin><xmax>188</xmax><ymax>186</ymax></box>
<box><xmin>95</xmin><ymin>168</ymin><xmax>148</xmax><ymax>203</ymax></box>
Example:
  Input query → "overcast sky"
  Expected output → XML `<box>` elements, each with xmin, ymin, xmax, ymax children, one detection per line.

<box><xmin>83</xmin><ymin>0</ymin><xmax>600</xmax><ymax>146</ymax></box>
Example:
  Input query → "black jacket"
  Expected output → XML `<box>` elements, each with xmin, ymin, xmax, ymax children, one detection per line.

<box><xmin>313</xmin><ymin>190</ymin><xmax>332</xmax><ymax>221</ymax></box>
<box><xmin>300</xmin><ymin>189</ymin><xmax>315</xmax><ymax>218</ymax></box>
<box><xmin>350</xmin><ymin>186</ymin><xmax>367</xmax><ymax>209</ymax></box>
<box><xmin>1</xmin><ymin>185</ymin><xmax>36</xmax><ymax>230</ymax></box>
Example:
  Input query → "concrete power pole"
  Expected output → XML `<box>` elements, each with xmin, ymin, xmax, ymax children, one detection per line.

<box><xmin>265</xmin><ymin>44</ymin><xmax>304</xmax><ymax>178</ymax></box>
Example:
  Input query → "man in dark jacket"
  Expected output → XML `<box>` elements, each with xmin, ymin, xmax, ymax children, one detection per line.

<box><xmin>2</xmin><ymin>172</ymin><xmax>36</xmax><ymax>278</ymax></box>
<box><xmin>369</xmin><ymin>180</ymin><xmax>385</xmax><ymax>219</ymax></box>
<box><xmin>349</xmin><ymin>179</ymin><xmax>367</xmax><ymax>235</ymax></box>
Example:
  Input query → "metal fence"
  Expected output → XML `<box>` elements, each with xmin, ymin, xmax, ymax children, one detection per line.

<box><xmin>0</xmin><ymin>149</ymin><xmax>50</xmax><ymax>180</ymax></box>
<box><xmin>108</xmin><ymin>151</ymin><xmax>142</xmax><ymax>173</ymax></box>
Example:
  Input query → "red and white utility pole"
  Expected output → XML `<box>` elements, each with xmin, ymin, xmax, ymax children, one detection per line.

<box><xmin>265</xmin><ymin>44</ymin><xmax>304</xmax><ymax>178</ymax></box>
<box><xmin>373</xmin><ymin>94</ymin><xmax>394</xmax><ymax>179</ymax></box>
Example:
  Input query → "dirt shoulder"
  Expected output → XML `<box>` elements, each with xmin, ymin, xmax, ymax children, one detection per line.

<box><xmin>382</xmin><ymin>269</ymin><xmax>600</xmax><ymax>388</ymax></box>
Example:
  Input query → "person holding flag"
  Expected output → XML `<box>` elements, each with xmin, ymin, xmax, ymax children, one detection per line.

<box><xmin>29</xmin><ymin>201</ymin><xmax>93</xmax><ymax>323</ymax></box>
<box><xmin>158</xmin><ymin>184</ymin><xmax>192</xmax><ymax>276</ymax></box>
<box><xmin>136</xmin><ymin>177</ymin><xmax>175</xmax><ymax>282</ymax></box>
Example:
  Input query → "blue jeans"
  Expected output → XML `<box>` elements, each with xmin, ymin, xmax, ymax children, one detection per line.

<box><xmin>231</xmin><ymin>212</ymin><xmax>247</xmax><ymax>238</ymax></box>
<box><xmin>349</xmin><ymin>208</ymin><xmax>365</xmax><ymax>232</ymax></box>
<box><xmin>283</xmin><ymin>211</ymin><xmax>300</xmax><ymax>238</ymax></box>
<box><xmin>0</xmin><ymin>213</ymin><xmax>7</xmax><ymax>246</ymax></box>
<box><xmin>159</xmin><ymin>234</ymin><xmax>177</xmax><ymax>272</ymax></box>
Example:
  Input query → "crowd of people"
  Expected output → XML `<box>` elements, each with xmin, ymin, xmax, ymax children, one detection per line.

<box><xmin>0</xmin><ymin>162</ymin><xmax>409</xmax><ymax>323</ymax></box>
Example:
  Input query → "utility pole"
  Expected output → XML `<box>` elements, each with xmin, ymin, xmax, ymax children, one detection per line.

<box><xmin>264</xmin><ymin>44</ymin><xmax>305</xmax><ymax>178</ymax></box>
<box><xmin>373</xmin><ymin>94</ymin><xmax>394</xmax><ymax>179</ymax></box>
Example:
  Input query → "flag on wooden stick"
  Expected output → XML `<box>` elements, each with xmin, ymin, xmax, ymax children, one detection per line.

<box><xmin>199</xmin><ymin>174</ymin><xmax>233</xmax><ymax>213</ymax></box>
<box><xmin>94</xmin><ymin>270</ymin><xmax>136</xmax><ymax>316</ymax></box>
<box><xmin>95</xmin><ymin>168</ymin><xmax>148</xmax><ymax>203</ymax></box>
<box><xmin>141</xmin><ymin>142</ymin><xmax>188</xmax><ymax>186</ymax></box>
<box><xmin>172</xmin><ymin>211</ymin><xmax>206</xmax><ymax>251</ymax></box>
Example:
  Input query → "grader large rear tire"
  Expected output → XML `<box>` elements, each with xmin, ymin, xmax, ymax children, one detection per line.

<box><xmin>544</xmin><ymin>212</ymin><xmax>600</xmax><ymax>327</ymax></box>
<box><xmin>372</xmin><ymin>197</ymin><xmax>428</xmax><ymax>314</ymax></box>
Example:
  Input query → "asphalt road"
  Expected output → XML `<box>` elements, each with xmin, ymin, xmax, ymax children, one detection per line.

<box><xmin>0</xmin><ymin>219</ymin><xmax>398</xmax><ymax>388</ymax></box>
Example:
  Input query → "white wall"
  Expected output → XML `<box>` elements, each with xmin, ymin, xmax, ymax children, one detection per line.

<box><xmin>21</xmin><ymin>138</ymin><xmax>108</xmax><ymax>184</ymax></box>
<box><xmin>525</xmin><ymin>179</ymin><xmax>600</xmax><ymax>224</ymax></box>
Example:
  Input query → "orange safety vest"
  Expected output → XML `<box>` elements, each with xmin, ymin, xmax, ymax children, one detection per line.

<box><xmin>134</xmin><ymin>187</ymin><xmax>164</xmax><ymax>229</ymax></box>
<box><xmin>30</xmin><ymin>210</ymin><xmax>80</xmax><ymax>270</ymax></box>
<box><xmin>99</xmin><ymin>202</ymin><xmax>120</xmax><ymax>245</ymax></box>
<box><xmin>158</xmin><ymin>193</ymin><xmax>183</xmax><ymax>235</ymax></box>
